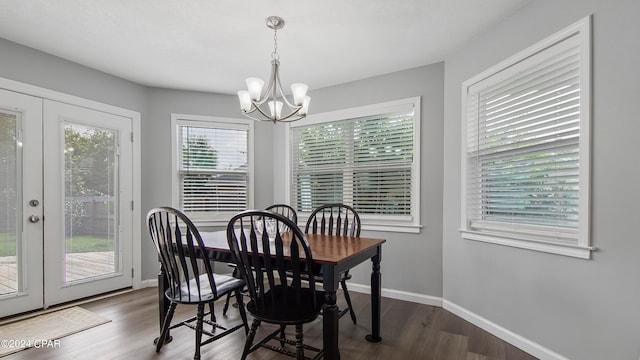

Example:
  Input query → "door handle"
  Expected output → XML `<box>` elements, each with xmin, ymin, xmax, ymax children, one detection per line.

<box><xmin>28</xmin><ymin>215</ymin><xmax>40</xmax><ymax>223</ymax></box>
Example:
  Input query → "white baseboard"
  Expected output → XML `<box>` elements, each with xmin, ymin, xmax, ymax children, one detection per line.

<box><xmin>347</xmin><ymin>282</ymin><xmax>442</xmax><ymax>307</ymax></box>
<box><xmin>141</xmin><ymin>279</ymin><xmax>158</xmax><ymax>288</ymax></box>
<box><xmin>443</xmin><ymin>299</ymin><xmax>568</xmax><ymax>360</ymax></box>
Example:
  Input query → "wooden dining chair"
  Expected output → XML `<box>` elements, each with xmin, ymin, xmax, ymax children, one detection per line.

<box><xmin>227</xmin><ymin>210</ymin><xmax>325</xmax><ymax>360</ymax></box>
<box><xmin>306</xmin><ymin>203</ymin><xmax>361</xmax><ymax>324</ymax></box>
<box><xmin>222</xmin><ymin>204</ymin><xmax>299</xmax><ymax>315</ymax></box>
<box><xmin>265</xmin><ymin>203</ymin><xmax>298</xmax><ymax>223</ymax></box>
<box><xmin>147</xmin><ymin>207</ymin><xmax>248</xmax><ymax>360</ymax></box>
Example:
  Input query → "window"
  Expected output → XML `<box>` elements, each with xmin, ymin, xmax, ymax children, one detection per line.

<box><xmin>461</xmin><ymin>17</ymin><xmax>592</xmax><ymax>258</ymax></box>
<box><xmin>171</xmin><ymin>114</ymin><xmax>253</xmax><ymax>225</ymax></box>
<box><xmin>287</xmin><ymin>97</ymin><xmax>421</xmax><ymax>233</ymax></box>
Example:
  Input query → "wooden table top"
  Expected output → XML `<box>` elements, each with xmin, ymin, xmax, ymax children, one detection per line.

<box><xmin>200</xmin><ymin>230</ymin><xmax>386</xmax><ymax>266</ymax></box>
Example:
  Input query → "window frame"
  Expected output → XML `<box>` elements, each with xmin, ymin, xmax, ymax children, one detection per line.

<box><xmin>171</xmin><ymin>114</ymin><xmax>254</xmax><ymax>226</ymax></box>
<box><xmin>460</xmin><ymin>16</ymin><xmax>593</xmax><ymax>259</ymax></box>
<box><xmin>285</xmin><ymin>97</ymin><xmax>421</xmax><ymax>233</ymax></box>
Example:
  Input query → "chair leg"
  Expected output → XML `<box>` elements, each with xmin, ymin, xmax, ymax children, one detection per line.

<box><xmin>222</xmin><ymin>291</ymin><xmax>234</xmax><ymax>315</ymax></box>
<box><xmin>194</xmin><ymin>303</ymin><xmax>205</xmax><ymax>360</ymax></box>
<box><xmin>295</xmin><ymin>324</ymin><xmax>304</xmax><ymax>360</ymax></box>
<box><xmin>208</xmin><ymin>301</ymin><xmax>217</xmax><ymax>332</ymax></box>
<box><xmin>242</xmin><ymin>319</ymin><xmax>261</xmax><ymax>360</ymax></box>
<box><xmin>156</xmin><ymin>302</ymin><xmax>176</xmax><ymax>352</ymax></box>
<box><xmin>234</xmin><ymin>288</ymin><xmax>249</xmax><ymax>334</ymax></box>
<box><xmin>279</xmin><ymin>324</ymin><xmax>286</xmax><ymax>348</ymax></box>
<box><xmin>223</xmin><ymin>267</ymin><xmax>240</xmax><ymax>315</ymax></box>
<box><xmin>341</xmin><ymin>278</ymin><xmax>357</xmax><ymax>324</ymax></box>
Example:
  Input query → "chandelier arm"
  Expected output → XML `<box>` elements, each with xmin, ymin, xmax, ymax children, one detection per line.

<box><xmin>245</xmin><ymin>101</ymin><xmax>304</xmax><ymax>122</ymax></box>
<box><xmin>252</xmin><ymin>103</ymin><xmax>278</xmax><ymax>120</ymax></box>
<box><xmin>275</xmin><ymin>107</ymin><xmax>305</xmax><ymax>122</ymax></box>
<box><xmin>242</xmin><ymin>112</ymin><xmax>280</xmax><ymax>122</ymax></box>
<box><xmin>242</xmin><ymin>106</ymin><xmax>259</xmax><ymax>115</ymax></box>
<box><xmin>242</xmin><ymin>103</ymin><xmax>274</xmax><ymax>116</ymax></box>
<box><xmin>246</xmin><ymin>113</ymin><xmax>303</xmax><ymax>123</ymax></box>
<box><xmin>253</xmin><ymin>96</ymin><xmax>270</xmax><ymax>107</ymax></box>
<box><xmin>274</xmin><ymin>68</ymin><xmax>297</xmax><ymax>109</ymax></box>
<box><xmin>270</xmin><ymin>61</ymin><xmax>280</xmax><ymax>107</ymax></box>
<box><xmin>252</xmin><ymin>59</ymin><xmax>279</xmax><ymax>106</ymax></box>
<box><xmin>277</xmin><ymin>116</ymin><xmax>306</xmax><ymax>122</ymax></box>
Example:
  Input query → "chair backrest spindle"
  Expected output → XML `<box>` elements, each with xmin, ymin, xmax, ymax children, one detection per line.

<box><xmin>305</xmin><ymin>204</ymin><xmax>361</xmax><ymax>237</ymax></box>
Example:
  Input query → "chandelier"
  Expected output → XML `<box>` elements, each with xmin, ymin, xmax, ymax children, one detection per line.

<box><xmin>237</xmin><ymin>16</ymin><xmax>310</xmax><ymax>123</ymax></box>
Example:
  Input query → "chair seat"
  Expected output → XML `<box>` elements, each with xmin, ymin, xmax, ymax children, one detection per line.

<box><xmin>166</xmin><ymin>273</ymin><xmax>246</xmax><ymax>304</ymax></box>
<box><xmin>247</xmin><ymin>285</ymin><xmax>326</xmax><ymax>325</ymax></box>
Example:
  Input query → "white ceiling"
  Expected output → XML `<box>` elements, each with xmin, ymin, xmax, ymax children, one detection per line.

<box><xmin>0</xmin><ymin>0</ymin><xmax>531</xmax><ymax>95</ymax></box>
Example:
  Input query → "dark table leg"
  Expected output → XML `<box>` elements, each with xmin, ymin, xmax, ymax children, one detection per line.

<box><xmin>322</xmin><ymin>266</ymin><xmax>340</xmax><ymax>360</ymax></box>
<box><xmin>365</xmin><ymin>247</ymin><xmax>382</xmax><ymax>343</ymax></box>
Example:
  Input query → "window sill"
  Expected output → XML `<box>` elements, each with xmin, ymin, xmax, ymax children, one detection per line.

<box><xmin>299</xmin><ymin>222</ymin><xmax>421</xmax><ymax>234</ymax></box>
<box><xmin>459</xmin><ymin>229</ymin><xmax>595</xmax><ymax>259</ymax></box>
<box><xmin>361</xmin><ymin>223</ymin><xmax>422</xmax><ymax>234</ymax></box>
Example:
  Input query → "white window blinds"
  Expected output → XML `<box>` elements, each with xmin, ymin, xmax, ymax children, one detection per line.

<box><xmin>464</xmin><ymin>21</ymin><xmax>591</xmax><ymax>252</ymax></box>
<box><xmin>178</xmin><ymin>124</ymin><xmax>248</xmax><ymax>213</ymax></box>
<box><xmin>291</xmin><ymin>107</ymin><xmax>415</xmax><ymax>217</ymax></box>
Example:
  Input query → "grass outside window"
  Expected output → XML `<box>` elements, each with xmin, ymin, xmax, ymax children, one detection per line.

<box><xmin>0</xmin><ymin>234</ymin><xmax>114</xmax><ymax>256</ymax></box>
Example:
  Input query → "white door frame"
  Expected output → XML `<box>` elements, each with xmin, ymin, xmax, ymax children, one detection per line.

<box><xmin>0</xmin><ymin>77</ymin><xmax>142</xmax><ymax>294</ymax></box>
<box><xmin>0</xmin><ymin>89</ymin><xmax>44</xmax><ymax>317</ymax></box>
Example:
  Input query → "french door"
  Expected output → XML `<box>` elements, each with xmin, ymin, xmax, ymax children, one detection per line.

<box><xmin>43</xmin><ymin>100</ymin><xmax>133</xmax><ymax>306</ymax></box>
<box><xmin>0</xmin><ymin>90</ymin><xmax>134</xmax><ymax>317</ymax></box>
<box><xmin>0</xmin><ymin>89</ymin><xmax>44</xmax><ymax>317</ymax></box>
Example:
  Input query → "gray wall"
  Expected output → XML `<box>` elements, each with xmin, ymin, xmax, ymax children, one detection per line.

<box><xmin>0</xmin><ymin>38</ymin><xmax>147</xmax><ymax>112</ymax></box>
<box><xmin>442</xmin><ymin>0</ymin><xmax>640</xmax><ymax>359</ymax></box>
<box><xmin>141</xmin><ymin>88</ymin><xmax>275</xmax><ymax>279</ymax></box>
<box><xmin>273</xmin><ymin>63</ymin><xmax>445</xmax><ymax>298</ymax></box>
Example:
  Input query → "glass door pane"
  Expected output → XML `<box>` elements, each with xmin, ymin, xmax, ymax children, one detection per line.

<box><xmin>44</xmin><ymin>99</ymin><xmax>131</xmax><ymax>307</ymax></box>
<box><xmin>0</xmin><ymin>111</ymin><xmax>20</xmax><ymax>295</ymax></box>
<box><xmin>64</xmin><ymin>123</ymin><xmax>119</xmax><ymax>283</ymax></box>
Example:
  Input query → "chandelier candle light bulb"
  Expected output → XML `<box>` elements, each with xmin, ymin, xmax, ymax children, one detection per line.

<box><xmin>300</xmin><ymin>96</ymin><xmax>311</xmax><ymax>116</ymax></box>
<box><xmin>268</xmin><ymin>101</ymin><xmax>283</xmax><ymax>118</ymax></box>
<box><xmin>290</xmin><ymin>83</ymin><xmax>308</xmax><ymax>106</ymax></box>
<box><xmin>237</xmin><ymin>16</ymin><xmax>310</xmax><ymax>123</ymax></box>
<box><xmin>246</xmin><ymin>78</ymin><xmax>265</xmax><ymax>101</ymax></box>
<box><xmin>237</xmin><ymin>91</ymin><xmax>252</xmax><ymax>112</ymax></box>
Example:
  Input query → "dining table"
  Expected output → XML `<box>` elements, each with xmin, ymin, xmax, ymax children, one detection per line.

<box><xmin>157</xmin><ymin>230</ymin><xmax>386</xmax><ymax>360</ymax></box>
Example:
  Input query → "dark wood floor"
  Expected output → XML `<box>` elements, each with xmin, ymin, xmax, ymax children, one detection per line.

<box><xmin>2</xmin><ymin>287</ymin><xmax>537</xmax><ymax>359</ymax></box>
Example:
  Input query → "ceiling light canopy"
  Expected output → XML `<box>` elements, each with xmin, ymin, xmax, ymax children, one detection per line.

<box><xmin>237</xmin><ymin>16</ymin><xmax>310</xmax><ymax>123</ymax></box>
